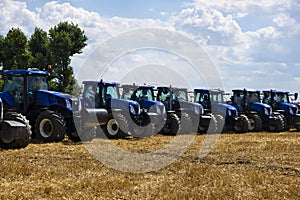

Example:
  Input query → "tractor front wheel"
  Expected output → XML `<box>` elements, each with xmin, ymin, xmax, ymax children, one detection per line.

<box><xmin>102</xmin><ymin>114</ymin><xmax>129</xmax><ymax>139</ymax></box>
<box><xmin>35</xmin><ymin>110</ymin><xmax>66</xmax><ymax>142</ymax></box>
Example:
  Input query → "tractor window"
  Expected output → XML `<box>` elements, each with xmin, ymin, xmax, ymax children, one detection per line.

<box><xmin>106</xmin><ymin>86</ymin><xmax>119</xmax><ymax>99</ymax></box>
<box><xmin>196</xmin><ymin>92</ymin><xmax>210</xmax><ymax>109</ymax></box>
<box><xmin>3</xmin><ymin>76</ymin><xmax>24</xmax><ymax>104</ymax></box>
<box><xmin>175</xmin><ymin>90</ymin><xmax>187</xmax><ymax>101</ymax></box>
<box><xmin>211</xmin><ymin>93</ymin><xmax>224</xmax><ymax>103</ymax></box>
<box><xmin>28</xmin><ymin>76</ymin><xmax>48</xmax><ymax>92</ymax></box>
<box><xmin>133</xmin><ymin>88</ymin><xmax>154</xmax><ymax>101</ymax></box>
<box><xmin>122</xmin><ymin>87</ymin><xmax>134</xmax><ymax>100</ymax></box>
<box><xmin>262</xmin><ymin>92</ymin><xmax>271</xmax><ymax>104</ymax></box>
<box><xmin>83</xmin><ymin>84</ymin><xmax>97</xmax><ymax>104</ymax></box>
<box><xmin>274</xmin><ymin>93</ymin><xmax>289</xmax><ymax>103</ymax></box>
<box><xmin>247</xmin><ymin>92</ymin><xmax>260</xmax><ymax>104</ymax></box>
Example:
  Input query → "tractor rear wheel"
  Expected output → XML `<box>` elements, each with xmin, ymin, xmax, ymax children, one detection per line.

<box><xmin>0</xmin><ymin>112</ymin><xmax>32</xmax><ymax>149</ymax></box>
<box><xmin>35</xmin><ymin>110</ymin><xmax>66</xmax><ymax>142</ymax></box>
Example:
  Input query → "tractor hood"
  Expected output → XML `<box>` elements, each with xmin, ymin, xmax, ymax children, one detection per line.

<box><xmin>250</xmin><ymin>102</ymin><xmax>272</xmax><ymax>116</ymax></box>
<box><xmin>279</xmin><ymin>102</ymin><xmax>298</xmax><ymax>115</ymax></box>
<box><xmin>36</xmin><ymin>90</ymin><xmax>80</xmax><ymax>111</ymax></box>
<box><xmin>178</xmin><ymin>100</ymin><xmax>203</xmax><ymax>115</ymax></box>
<box><xmin>111</xmin><ymin>98</ymin><xmax>141</xmax><ymax>116</ymax></box>
<box><xmin>213</xmin><ymin>103</ymin><xmax>237</xmax><ymax>117</ymax></box>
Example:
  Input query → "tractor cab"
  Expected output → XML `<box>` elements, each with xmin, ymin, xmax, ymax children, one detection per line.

<box><xmin>230</xmin><ymin>89</ymin><xmax>284</xmax><ymax>132</ymax></box>
<box><xmin>2</xmin><ymin>69</ymin><xmax>49</xmax><ymax>113</ymax></box>
<box><xmin>82</xmin><ymin>80</ymin><xmax>119</xmax><ymax>110</ymax></box>
<box><xmin>194</xmin><ymin>89</ymin><xmax>247</xmax><ymax>133</ymax></box>
<box><xmin>262</xmin><ymin>90</ymin><xmax>300</xmax><ymax>131</ymax></box>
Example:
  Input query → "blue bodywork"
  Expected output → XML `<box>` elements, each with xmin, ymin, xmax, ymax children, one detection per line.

<box><xmin>0</xmin><ymin>69</ymin><xmax>78</xmax><ymax>118</ymax></box>
<box><xmin>262</xmin><ymin>90</ymin><xmax>300</xmax><ymax>129</ymax></box>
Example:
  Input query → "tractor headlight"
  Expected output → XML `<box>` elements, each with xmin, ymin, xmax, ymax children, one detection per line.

<box><xmin>289</xmin><ymin>107</ymin><xmax>294</xmax><ymax>115</ymax></box>
<box><xmin>65</xmin><ymin>99</ymin><xmax>72</xmax><ymax>110</ymax></box>
<box><xmin>264</xmin><ymin>107</ymin><xmax>269</xmax><ymax>116</ymax></box>
<box><xmin>194</xmin><ymin>106</ymin><xmax>200</xmax><ymax>115</ymax></box>
<box><xmin>227</xmin><ymin>110</ymin><xmax>232</xmax><ymax>117</ymax></box>
<box><xmin>129</xmin><ymin>104</ymin><xmax>136</xmax><ymax>115</ymax></box>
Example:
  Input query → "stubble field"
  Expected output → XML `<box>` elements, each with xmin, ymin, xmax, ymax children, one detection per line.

<box><xmin>1</xmin><ymin>131</ymin><xmax>300</xmax><ymax>199</ymax></box>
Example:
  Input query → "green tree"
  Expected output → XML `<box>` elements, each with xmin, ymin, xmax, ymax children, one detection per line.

<box><xmin>49</xmin><ymin>22</ymin><xmax>88</xmax><ymax>93</ymax></box>
<box><xmin>1</xmin><ymin>28</ymin><xmax>32</xmax><ymax>69</ymax></box>
<box><xmin>29</xmin><ymin>27</ymin><xmax>51</xmax><ymax>70</ymax></box>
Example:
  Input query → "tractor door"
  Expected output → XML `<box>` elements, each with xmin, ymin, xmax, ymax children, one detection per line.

<box><xmin>3</xmin><ymin>75</ymin><xmax>25</xmax><ymax>110</ymax></box>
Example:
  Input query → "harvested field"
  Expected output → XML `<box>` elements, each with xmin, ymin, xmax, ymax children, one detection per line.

<box><xmin>1</xmin><ymin>131</ymin><xmax>300</xmax><ymax>199</ymax></box>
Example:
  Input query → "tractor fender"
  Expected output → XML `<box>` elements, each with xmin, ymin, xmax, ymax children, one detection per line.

<box><xmin>0</xmin><ymin>92</ymin><xmax>15</xmax><ymax>108</ymax></box>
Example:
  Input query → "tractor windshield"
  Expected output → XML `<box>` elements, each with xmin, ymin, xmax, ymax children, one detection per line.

<box><xmin>174</xmin><ymin>89</ymin><xmax>188</xmax><ymax>101</ymax></box>
<box><xmin>211</xmin><ymin>92</ymin><xmax>224</xmax><ymax>103</ymax></box>
<box><xmin>274</xmin><ymin>92</ymin><xmax>289</xmax><ymax>104</ymax></box>
<box><xmin>104</xmin><ymin>85</ymin><xmax>119</xmax><ymax>99</ymax></box>
<box><xmin>28</xmin><ymin>75</ymin><xmax>48</xmax><ymax>92</ymax></box>
<box><xmin>133</xmin><ymin>88</ymin><xmax>154</xmax><ymax>101</ymax></box>
<box><xmin>247</xmin><ymin>92</ymin><xmax>260</xmax><ymax>104</ymax></box>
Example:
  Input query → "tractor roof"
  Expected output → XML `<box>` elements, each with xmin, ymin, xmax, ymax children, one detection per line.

<box><xmin>82</xmin><ymin>80</ymin><xmax>119</xmax><ymax>86</ymax></box>
<box><xmin>262</xmin><ymin>89</ymin><xmax>289</xmax><ymax>94</ymax></box>
<box><xmin>232</xmin><ymin>88</ymin><xmax>260</xmax><ymax>93</ymax></box>
<box><xmin>194</xmin><ymin>88</ymin><xmax>225</xmax><ymax>93</ymax></box>
<box><xmin>3</xmin><ymin>69</ymin><xmax>49</xmax><ymax>76</ymax></box>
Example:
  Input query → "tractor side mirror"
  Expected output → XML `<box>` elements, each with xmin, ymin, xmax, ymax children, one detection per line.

<box><xmin>294</xmin><ymin>93</ymin><xmax>298</xmax><ymax>101</ymax></box>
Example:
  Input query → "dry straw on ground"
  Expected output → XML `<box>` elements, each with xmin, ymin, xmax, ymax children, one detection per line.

<box><xmin>0</xmin><ymin>131</ymin><xmax>300</xmax><ymax>199</ymax></box>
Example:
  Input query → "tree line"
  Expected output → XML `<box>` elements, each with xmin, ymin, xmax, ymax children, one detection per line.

<box><xmin>0</xmin><ymin>21</ymin><xmax>88</xmax><ymax>94</ymax></box>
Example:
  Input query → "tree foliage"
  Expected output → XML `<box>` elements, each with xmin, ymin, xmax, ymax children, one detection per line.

<box><xmin>48</xmin><ymin>22</ymin><xmax>88</xmax><ymax>93</ymax></box>
<box><xmin>1</xmin><ymin>28</ymin><xmax>32</xmax><ymax>69</ymax></box>
<box><xmin>0</xmin><ymin>22</ymin><xmax>88</xmax><ymax>94</ymax></box>
<box><xmin>29</xmin><ymin>27</ymin><xmax>51</xmax><ymax>70</ymax></box>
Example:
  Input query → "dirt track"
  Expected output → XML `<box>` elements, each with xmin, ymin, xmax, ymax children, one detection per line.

<box><xmin>1</xmin><ymin>131</ymin><xmax>300</xmax><ymax>199</ymax></box>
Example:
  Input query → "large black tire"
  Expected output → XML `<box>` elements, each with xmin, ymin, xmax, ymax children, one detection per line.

<box><xmin>102</xmin><ymin>113</ymin><xmax>129</xmax><ymax>139</ymax></box>
<box><xmin>161</xmin><ymin>113</ymin><xmax>181</xmax><ymax>136</ymax></box>
<box><xmin>179</xmin><ymin>113</ymin><xmax>193</xmax><ymax>134</ymax></box>
<box><xmin>278</xmin><ymin>114</ymin><xmax>288</xmax><ymax>131</ymax></box>
<box><xmin>233</xmin><ymin>114</ymin><xmax>249</xmax><ymax>133</ymax></box>
<box><xmin>247</xmin><ymin>114</ymin><xmax>263</xmax><ymax>132</ymax></box>
<box><xmin>270</xmin><ymin>115</ymin><xmax>285</xmax><ymax>132</ymax></box>
<box><xmin>199</xmin><ymin>114</ymin><xmax>218</xmax><ymax>134</ymax></box>
<box><xmin>35</xmin><ymin>110</ymin><xmax>66</xmax><ymax>142</ymax></box>
<box><xmin>67</xmin><ymin>127</ymin><xmax>95</xmax><ymax>142</ymax></box>
<box><xmin>0</xmin><ymin>112</ymin><xmax>32</xmax><ymax>149</ymax></box>
<box><xmin>214</xmin><ymin>114</ymin><xmax>225</xmax><ymax>133</ymax></box>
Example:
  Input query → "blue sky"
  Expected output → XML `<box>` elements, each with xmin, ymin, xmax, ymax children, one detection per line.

<box><xmin>22</xmin><ymin>0</ymin><xmax>185</xmax><ymax>19</ymax></box>
<box><xmin>1</xmin><ymin>0</ymin><xmax>300</xmax><ymax>96</ymax></box>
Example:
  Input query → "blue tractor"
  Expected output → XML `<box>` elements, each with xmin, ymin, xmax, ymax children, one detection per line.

<box><xmin>120</xmin><ymin>84</ymin><xmax>166</xmax><ymax>137</ymax></box>
<box><xmin>262</xmin><ymin>90</ymin><xmax>300</xmax><ymax>131</ymax></box>
<box><xmin>0</xmin><ymin>69</ymin><xmax>86</xmax><ymax>142</ymax></box>
<box><xmin>229</xmin><ymin>89</ymin><xmax>284</xmax><ymax>132</ymax></box>
<box><xmin>156</xmin><ymin>86</ymin><xmax>203</xmax><ymax>134</ymax></box>
<box><xmin>81</xmin><ymin>80</ymin><xmax>142</xmax><ymax>139</ymax></box>
<box><xmin>194</xmin><ymin>89</ymin><xmax>248</xmax><ymax>133</ymax></box>
<box><xmin>0</xmin><ymin>97</ymin><xmax>31</xmax><ymax>149</ymax></box>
